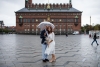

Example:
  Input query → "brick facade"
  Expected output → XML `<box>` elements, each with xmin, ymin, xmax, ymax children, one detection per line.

<box><xmin>15</xmin><ymin>0</ymin><xmax>82</xmax><ymax>35</ymax></box>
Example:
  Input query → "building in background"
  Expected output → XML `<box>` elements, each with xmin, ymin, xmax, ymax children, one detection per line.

<box><xmin>7</xmin><ymin>26</ymin><xmax>16</xmax><ymax>32</ymax></box>
<box><xmin>15</xmin><ymin>0</ymin><xmax>82</xmax><ymax>35</ymax></box>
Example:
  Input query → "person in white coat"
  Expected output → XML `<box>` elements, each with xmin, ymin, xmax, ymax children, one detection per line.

<box><xmin>45</xmin><ymin>26</ymin><xmax>56</xmax><ymax>62</ymax></box>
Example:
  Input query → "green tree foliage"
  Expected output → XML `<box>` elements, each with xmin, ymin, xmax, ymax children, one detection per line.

<box><xmin>0</xmin><ymin>28</ymin><xmax>12</xmax><ymax>33</ymax></box>
<box><xmin>81</xmin><ymin>24</ymin><xmax>100</xmax><ymax>34</ymax></box>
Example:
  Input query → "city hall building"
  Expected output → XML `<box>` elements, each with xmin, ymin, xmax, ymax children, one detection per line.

<box><xmin>15</xmin><ymin>0</ymin><xmax>82</xmax><ymax>35</ymax></box>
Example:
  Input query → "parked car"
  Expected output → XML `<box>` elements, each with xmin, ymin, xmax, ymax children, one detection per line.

<box><xmin>73</xmin><ymin>31</ymin><xmax>79</xmax><ymax>35</ymax></box>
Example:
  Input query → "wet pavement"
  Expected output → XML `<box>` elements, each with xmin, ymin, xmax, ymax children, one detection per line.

<box><xmin>0</xmin><ymin>34</ymin><xmax>100</xmax><ymax>67</ymax></box>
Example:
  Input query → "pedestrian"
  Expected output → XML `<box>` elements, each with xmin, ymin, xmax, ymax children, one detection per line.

<box><xmin>89</xmin><ymin>34</ymin><xmax>91</xmax><ymax>38</ymax></box>
<box><xmin>91</xmin><ymin>33</ymin><xmax>99</xmax><ymax>46</ymax></box>
<box><xmin>66</xmin><ymin>33</ymin><xmax>68</xmax><ymax>37</ymax></box>
<box><xmin>45</xmin><ymin>26</ymin><xmax>56</xmax><ymax>62</ymax></box>
<box><xmin>40</xmin><ymin>26</ymin><xmax>49</xmax><ymax>62</ymax></box>
<box><xmin>38</xmin><ymin>20</ymin><xmax>55</xmax><ymax>63</ymax></box>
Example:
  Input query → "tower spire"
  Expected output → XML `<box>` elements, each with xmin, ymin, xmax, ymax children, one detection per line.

<box><xmin>47</xmin><ymin>0</ymin><xmax>50</xmax><ymax>10</ymax></box>
<box><xmin>69</xmin><ymin>0</ymin><xmax>72</xmax><ymax>8</ymax></box>
<box><xmin>25</xmin><ymin>0</ymin><xmax>32</xmax><ymax>8</ymax></box>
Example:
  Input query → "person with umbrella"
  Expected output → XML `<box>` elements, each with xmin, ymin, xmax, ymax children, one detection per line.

<box><xmin>45</xmin><ymin>26</ymin><xmax>56</xmax><ymax>62</ymax></box>
<box><xmin>39</xmin><ymin>25</ymin><xmax>49</xmax><ymax>62</ymax></box>
<box><xmin>37</xmin><ymin>20</ymin><xmax>55</xmax><ymax>62</ymax></box>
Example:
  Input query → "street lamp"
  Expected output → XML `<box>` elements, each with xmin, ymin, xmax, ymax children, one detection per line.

<box><xmin>90</xmin><ymin>16</ymin><xmax>91</xmax><ymax>30</ymax></box>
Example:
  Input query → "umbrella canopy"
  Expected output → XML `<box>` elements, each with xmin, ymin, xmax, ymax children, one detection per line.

<box><xmin>37</xmin><ymin>22</ymin><xmax>55</xmax><ymax>30</ymax></box>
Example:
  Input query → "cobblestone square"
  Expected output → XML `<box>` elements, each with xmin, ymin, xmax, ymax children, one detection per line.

<box><xmin>0</xmin><ymin>34</ymin><xmax>100</xmax><ymax>67</ymax></box>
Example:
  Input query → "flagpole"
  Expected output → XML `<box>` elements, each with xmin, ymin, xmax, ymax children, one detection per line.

<box><xmin>90</xmin><ymin>16</ymin><xmax>91</xmax><ymax>30</ymax></box>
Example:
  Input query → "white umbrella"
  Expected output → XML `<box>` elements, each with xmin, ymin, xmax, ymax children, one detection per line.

<box><xmin>37</xmin><ymin>21</ymin><xmax>55</xmax><ymax>29</ymax></box>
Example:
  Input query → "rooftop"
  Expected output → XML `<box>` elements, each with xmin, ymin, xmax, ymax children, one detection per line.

<box><xmin>16</xmin><ymin>7</ymin><xmax>82</xmax><ymax>13</ymax></box>
<box><xmin>16</xmin><ymin>3</ymin><xmax>82</xmax><ymax>13</ymax></box>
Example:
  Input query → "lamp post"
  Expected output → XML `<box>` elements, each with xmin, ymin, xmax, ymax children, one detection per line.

<box><xmin>90</xmin><ymin>16</ymin><xmax>91</xmax><ymax>30</ymax></box>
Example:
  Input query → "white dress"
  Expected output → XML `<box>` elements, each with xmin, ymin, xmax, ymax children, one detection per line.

<box><xmin>45</xmin><ymin>32</ymin><xmax>55</xmax><ymax>55</ymax></box>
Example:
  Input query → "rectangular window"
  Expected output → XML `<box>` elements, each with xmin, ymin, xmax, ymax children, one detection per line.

<box><xmin>55</xmin><ymin>19</ymin><xmax>57</xmax><ymax>22</ymax></box>
<box><xmin>55</xmin><ymin>25</ymin><xmax>58</xmax><ymax>28</ymax></box>
<box><xmin>28</xmin><ymin>19</ymin><xmax>30</xmax><ymax>22</ymax></box>
<box><xmin>56</xmin><ymin>19</ymin><xmax>58</xmax><ymax>22</ymax></box>
<box><xmin>60</xmin><ymin>29</ymin><xmax>62</xmax><ymax>31</ymax></box>
<box><xmin>67</xmin><ymin>19</ymin><xmax>74</xmax><ymax>22</ymax></box>
<box><xmin>32</xmin><ymin>19</ymin><xmax>34</xmax><ymax>22</ymax></box>
<box><xmin>21</xmin><ymin>19</ymin><xmax>22</xmax><ymax>22</ymax></box>
<box><xmin>36</xmin><ymin>19</ymin><xmax>38</xmax><ymax>22</ymax></box>
<box><xmin>51</xmin><ymin>19</ymin><xmax>54</xmax><ymax>22</ymax></box>
<box><xmin>55</xmin><ymin>29</ymin><xmax>57</xmax><ymax>31</ymax></box>
<box><xmin>57</xmin><ymin>19</ymin><xmax>59</xmax><ymax>22</ymax></box>
<box><xmin>67</xmin><ymin>29</ymin><xmax>70</xmax><ymax>31</ymax></box>
<box><xmin>24</xmin><ymin>24</ymin><xmax>26</xmax><ymax>26</ymax></box>
<box><xmin>63</xmin><ymin>19</ymin><xmax>67</xmax><ymax>22</ymax></box>
<box><xmin>75</xmin><ymin>19</ymin><xmax>78</xmax><ymax>22</ymax></box>
<box><xmin>28</xmin><ymin>29</ymin><xmax>30</xmax><ymax>31</ymax></box>
<box><xmin>70</xmin><ymin>19</ymin><xmax>74</xmax><ymax>22</ymax></box>
<box><xmin>32</xmin><ymin>25</ymin><xmax>34</xmax><ymax>26</ymax></box>
<box><xmin>19</xmin><ymin>19</ymin><xmax>23</xmax><ymax>23</ymax></box>
<box><xmin>71</xmin><ymin>29</ymin><xmax>73</xmax><ymax>31</ymax></box>
<box><xmin>23</xmin><ymin>19</ymin><xmax>26</xmax><ymax>22</ymax></box>
<box><xmin>36</xmin><ymin>29</ymin><xmax>38</xmax><ymax>31</ymax></box>
<box><xmin>39</xmin><ymin>19</ymin><xmax>43</xmax><ymax>22</ymax></box>
<box><xmin>23</xmin><ymin>19</ymin><xmax>28</xmax><ymax>22</ymax></box>
<box><xmin>39</xmin><ymin>19</ymin><xmax>41</xmax><ymax>22</ymax></box>
<box><xmin>63</xmin><ymin>29</ymin><xmax>65</xmax><ymax>31</ymax></box>
<box><xmin>26</xmin><ymin>19</ymin><xmax>28</xmax><ymax>22</ymax></box>
<box><xmin>25</xmin><ymin>29</ymin><xmax>27</xmax><ymax>31</ymax></box>
<box><xmin>32</xmin><ymin>29</ymin><xmax>34</xmax><ymax>31</ymax></box>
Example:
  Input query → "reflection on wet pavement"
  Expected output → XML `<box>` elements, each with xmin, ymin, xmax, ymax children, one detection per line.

<box><xmin>0</xmin><ymin>34</ymin><xmax>100</xmax><ymax>67</ymax></box>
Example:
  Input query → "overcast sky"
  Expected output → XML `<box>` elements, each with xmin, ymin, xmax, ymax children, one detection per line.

<box><xmin>0</xmin><ymin>0</ymin><xmax>100</xmax><ymax>26</ymax></box>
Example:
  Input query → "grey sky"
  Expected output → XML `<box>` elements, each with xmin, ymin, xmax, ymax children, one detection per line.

<box><xmin>0</xmin><ymin>0</ymin><xmax>100</xmax><ymax>26</ymax></box>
